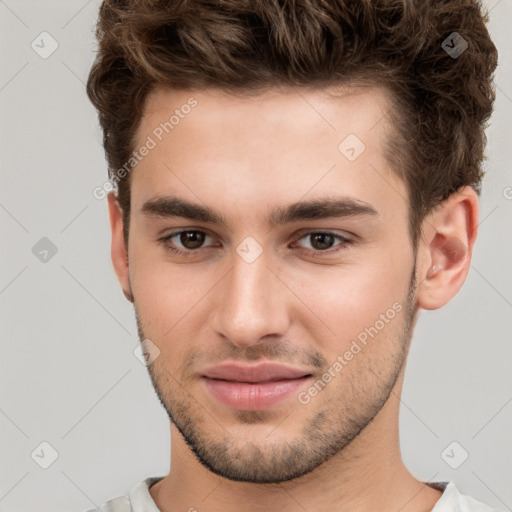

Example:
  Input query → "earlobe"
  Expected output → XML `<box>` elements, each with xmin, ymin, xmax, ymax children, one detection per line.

<box><xmin>416</xmin><ymin>186</ymin><xmax>479</xmax><ymax>311</ymax></box>
<box><xmin>123</xmin><ymin>288</ymin><xmax>134</xmax><ymax>303</ymax></box>
<box><xmin>107</xmin><ymin>192</ymin><xmax>133</xmax><ymax>302</ymax></box>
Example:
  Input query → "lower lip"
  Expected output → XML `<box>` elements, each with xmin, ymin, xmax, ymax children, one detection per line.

<box><xmin>202</xmin><ymin>376</ymin><xmax>312</xmax><ymax>410</ymax></box>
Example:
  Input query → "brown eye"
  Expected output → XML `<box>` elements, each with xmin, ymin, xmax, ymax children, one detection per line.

<box><xmin>309</xmin><ymin>233</ymin><xmax>335</xmax><ymax>250</ymax></box>
<box><xmin>159</xmin><ymin>229</ymin><xmax>215</xmax><ymax>256</ymax></box>
<box><xmin>179</xmin><ymin>230</ymin><xmax>205</xmax><ymax>249</ymax></box>
<box><xmin>294</xmin><ymin>231</ymin><xmax>353</xmax><ymax>255</ymax></box>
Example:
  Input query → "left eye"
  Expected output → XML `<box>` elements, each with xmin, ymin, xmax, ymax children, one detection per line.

<box><xmin>294</xmin><ymin>232</ymin><xmax>351</xmax><ymax>252</ymax></box>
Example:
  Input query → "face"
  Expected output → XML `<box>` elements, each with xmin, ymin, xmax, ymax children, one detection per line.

<box><xmin>118</xmin><ymin>85</ymin><xmax>419</xmax><ymax>483</ymax></box>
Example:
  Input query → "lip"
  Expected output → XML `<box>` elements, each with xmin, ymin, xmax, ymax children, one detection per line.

<box><xmin>202</xmin><ymin>362</ymin><xmax>312</xmax><ymax>382</ymax></box>
<box><xmin>201</xmin><ymin>362</ymin><xmax>313</xmax><ymax>410</ymax></box>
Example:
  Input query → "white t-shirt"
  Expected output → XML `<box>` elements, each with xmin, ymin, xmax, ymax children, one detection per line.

<box><xmin>84</xmin><ymin>477</ymin><xmax>504</xmax><ymax>512</ymax></box>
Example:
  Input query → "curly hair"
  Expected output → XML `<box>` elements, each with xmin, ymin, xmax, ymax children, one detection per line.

<box><xmin>86</xmin><ymin>0</ymin><xmax>498</xmax><ymax>249</ymax></box>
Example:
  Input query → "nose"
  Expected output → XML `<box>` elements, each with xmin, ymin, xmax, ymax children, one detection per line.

<box><xmin>211</xmin><ymin>248</ymin><xmax>290</xmax><ymax>347</ymax></box>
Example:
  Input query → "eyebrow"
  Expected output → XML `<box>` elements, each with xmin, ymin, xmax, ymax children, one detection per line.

<box><xmin>140</xmin><ymin>195</ymin><xmax>379</xmax><ymax>228</ymax></box>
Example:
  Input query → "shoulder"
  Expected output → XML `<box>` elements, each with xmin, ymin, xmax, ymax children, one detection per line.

<box><xmin>83</xmin><ymin>495</ymin><xmax>131</xmax><ymax>512</ymax></box>
<box><xmin>80</xmin><ymin>476</ymin><xmax>164</xmax><ymax>512</ymax></box>
<box><xmin>431</xmin><ymin>482</ymin><xmax>506</xmax><ymax>512</ymax></box>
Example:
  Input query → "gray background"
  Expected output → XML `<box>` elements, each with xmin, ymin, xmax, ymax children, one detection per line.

<box><xmin>0</xmin><ymin>1</ymin><xmax>511</xmax><ymax>511</ymax></box>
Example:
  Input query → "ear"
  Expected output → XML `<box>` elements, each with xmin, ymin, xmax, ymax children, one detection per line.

<box><xmin>107</xmin><ymin>192</ymin><xmax>133</xmax><ymax>302</ymax></box>
<box><xmin>415</xmin><ymin>186</ymin><xmax>479</xmax><ymax>310</ymax></box>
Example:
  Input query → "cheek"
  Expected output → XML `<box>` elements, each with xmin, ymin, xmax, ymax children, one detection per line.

<box><xmin>131</xmin><ymin>257</ymin><xmax>207</xmax><ymax>373</ymax></box>
<box><xmin>129</xmin><ymin>245</ymin><xmax>210</xmax><ymax>333</ymax></box>
<box><xmin>289</xmin><ymin>255</ymin><xmax>412</xmax><ymax>348</ymax></box>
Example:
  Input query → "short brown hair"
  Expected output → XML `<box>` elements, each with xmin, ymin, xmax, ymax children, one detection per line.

<box><xmin>86</xmin><ymin>0</ymin><xmax>498</xmax><ymax>250</ymax></box>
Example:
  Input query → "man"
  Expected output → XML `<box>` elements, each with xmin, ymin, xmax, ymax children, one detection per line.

<box><xmin>85</xmin><ymin>0</ymin><xmax>499</xmax><ymax>511</ymax></box>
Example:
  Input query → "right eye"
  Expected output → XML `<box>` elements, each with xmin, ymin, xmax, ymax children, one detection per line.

<box><xmin>158</xmin><ymin>229</ymin><xmax>217</xmax><ymax>256</ymax></box>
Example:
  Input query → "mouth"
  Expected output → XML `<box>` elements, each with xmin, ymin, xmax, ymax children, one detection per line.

<box><xmin>201</xmin><ymin>362</ymin><xmax>313</xmax><ymax>410</ymax></box>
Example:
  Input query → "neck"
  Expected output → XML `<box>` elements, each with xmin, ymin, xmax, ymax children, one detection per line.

<box><xmin>150</xmin><ymin>372</ymin><xmax>442</xmax><ymax>512</ymax></box>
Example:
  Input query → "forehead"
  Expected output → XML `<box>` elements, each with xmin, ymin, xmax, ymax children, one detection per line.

<box><xmin>138</xmin><ymin>84</ymin><xmax>393</xmax><ymax>148</ymax></box>
<box><xmin>130</xmin><ymin>84</ymin><xmax>407</xmax><ymax>229</ymax></box>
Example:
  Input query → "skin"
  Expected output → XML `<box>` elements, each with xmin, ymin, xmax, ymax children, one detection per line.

<box><xmin>107</xmin><ymin>85</ymin><xmax>479</xmax><ymax>512</ymax></box>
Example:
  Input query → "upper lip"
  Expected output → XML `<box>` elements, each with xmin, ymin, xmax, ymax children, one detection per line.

<box><xmin>202</xmin><ymin>362</ymin><xmax>312</xmax><ymax>383</ymax></box>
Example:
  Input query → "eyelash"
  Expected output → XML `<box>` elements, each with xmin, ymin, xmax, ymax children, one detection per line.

<box><xmin>158</xmin><ymin>229</ymin><xmax>354</xmax><ymax>258</ymax></box>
